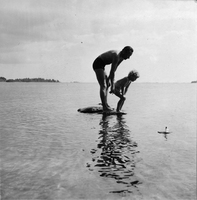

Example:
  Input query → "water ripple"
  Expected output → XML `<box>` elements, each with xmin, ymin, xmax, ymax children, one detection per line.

<box><xmin>87</xmin><ymin>115</ymin><xmax>142</xmax><ymax>195</ymax></box>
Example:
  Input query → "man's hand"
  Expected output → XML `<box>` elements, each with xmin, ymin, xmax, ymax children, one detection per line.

<box><xmin>106</xmin><ymin>77</ymin><xmax>111</xmax><ymax>88</ymax></box>
<box><xmin>109</xmin><ymin>86</ymin><xmax>115</xmax><ymax>94</ymax></box>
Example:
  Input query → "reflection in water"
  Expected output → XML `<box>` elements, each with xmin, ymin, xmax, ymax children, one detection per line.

<box><xmin>158</xmin><ymin>132</ymin><xmax>170</xmax><ymax>140</ymax></box>
<box><xmin>162</xmin><ymin>133</ymin><xmax>168</xmax><ymax>140</ymax></box>
<box><xmin>88</xmin><ymin>115</ymin><xmax>142</xmax><ymax>194</ymax></box>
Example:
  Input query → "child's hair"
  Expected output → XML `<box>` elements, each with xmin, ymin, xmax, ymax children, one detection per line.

<box><xmin>128</xmin><ymin>70</ymin><xmax>140</xmax><ymax>80</ymax></box>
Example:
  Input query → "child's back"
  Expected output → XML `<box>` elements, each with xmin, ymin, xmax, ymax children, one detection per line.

<box><xmin>112</xmin><ymin>70</ymin><xmax>139</xmax><ymax>112</ymax></box>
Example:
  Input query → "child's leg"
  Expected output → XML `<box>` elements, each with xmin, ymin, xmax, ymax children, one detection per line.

<box><xmin>113</xmin><ymin>90</ymin><xmax>126</xmax><ymax>112</ymax></box>
<box><xmin>117</xmin><ymin>97</ymin><xmax>126</xmax><ymax>112</ymax></box>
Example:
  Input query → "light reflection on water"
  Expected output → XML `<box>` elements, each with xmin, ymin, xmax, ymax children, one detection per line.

<box><xmin>87</xmin><ymin>114</ymin><xmax>142</xmax><ymax>195</ymax></box>
<box><xmin>0</xmin><ymin>83</ymin><xmax>196</xmax><ymax>200</ymax></box>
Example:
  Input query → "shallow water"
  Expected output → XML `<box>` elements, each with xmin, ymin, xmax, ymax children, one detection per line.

<box><xmin>0</xmin><ymin>82</ymin><xmax>196</xmax><ymax>200</ymax></box>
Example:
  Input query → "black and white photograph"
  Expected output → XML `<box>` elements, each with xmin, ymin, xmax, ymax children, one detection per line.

<box><xmin>0</xmin><ymin>0</ymin><xmax>196</xmax><ymax>199</ymax></box>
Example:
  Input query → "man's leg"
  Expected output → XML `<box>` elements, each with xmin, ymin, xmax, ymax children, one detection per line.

<box><xmin>94</xmin><ymin>69</ymin><xmax>111</xmax><ymax>111</ymax></box>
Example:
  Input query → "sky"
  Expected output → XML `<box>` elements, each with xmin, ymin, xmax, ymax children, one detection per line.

<box><xmin>0</xmin><ymin>0</ymin><xmax>196</xmax><ymax>83</ymax></box>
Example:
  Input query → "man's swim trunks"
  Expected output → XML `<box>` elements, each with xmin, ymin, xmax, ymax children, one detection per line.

<box><xmin>93</xmin><ymin>57</ymin><xmax>105</xmax><ymax>70</ymax></box>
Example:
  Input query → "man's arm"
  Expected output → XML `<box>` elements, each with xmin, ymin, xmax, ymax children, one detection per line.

<box><xmin>108</xmin><ymin>57</ymin><xmax>123</xmax><ymax>92</ymax></box>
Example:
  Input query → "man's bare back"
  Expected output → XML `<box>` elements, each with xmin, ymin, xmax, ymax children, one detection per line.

<box><xmin>98</xmin><ymin>50</ymin><xmax>120</xmax><ymax>65</ymax></box>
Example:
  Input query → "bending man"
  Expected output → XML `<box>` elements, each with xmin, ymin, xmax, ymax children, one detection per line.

<box><xmin>92</xmin><ymin>46</ymin><xmax>133</xmax><ymax>112</ymax></box>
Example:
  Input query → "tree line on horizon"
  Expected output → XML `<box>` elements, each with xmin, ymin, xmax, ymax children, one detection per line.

<box><xmin>0</xmin><ymin>77</ymin><xmax>60</xmax><ymax>82</ymax></box>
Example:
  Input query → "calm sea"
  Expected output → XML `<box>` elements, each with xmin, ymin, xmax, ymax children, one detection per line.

<box><xmin>0</xmin><ymin>82</ymin><xmax>196</xmax><ymax>200</ymax></box>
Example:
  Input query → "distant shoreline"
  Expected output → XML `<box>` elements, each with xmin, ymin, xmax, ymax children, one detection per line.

<box><xmin>0</xmin><ymin>77</ymin><xmax>60</xmax><ymax>83</ymax></box>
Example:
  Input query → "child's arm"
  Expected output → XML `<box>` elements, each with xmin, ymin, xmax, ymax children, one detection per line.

<box><xmin>122</xmin><ymin>81</ymin><xmax>131</xmax><ymax>95</ymax></box>
<box><xmin>112</xmin><ymin>77</ymin><xmax>127</xmax><ymax>95</ymax></box>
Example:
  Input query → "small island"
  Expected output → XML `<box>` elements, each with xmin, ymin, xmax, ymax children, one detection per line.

<box><xmin>0</xmin><ymin>77</ymin><xmax>60</xmax><ymax>83</ymax></box>
<box><xmin>191</xmin><ymin>81</ymin><xmax>197</xmax><ymax>83</ymax></box>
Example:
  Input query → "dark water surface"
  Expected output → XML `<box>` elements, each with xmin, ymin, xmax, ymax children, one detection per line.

<box><xmin>0</xmin><ymin>83</ymin><xmax>196</xmax><ymax>200</ymax></box>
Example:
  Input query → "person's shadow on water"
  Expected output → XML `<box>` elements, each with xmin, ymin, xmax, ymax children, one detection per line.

<box><xmin>88</xmin><ymin>114</ymin><xmax>142</xmax><ymax>194</ymax></box>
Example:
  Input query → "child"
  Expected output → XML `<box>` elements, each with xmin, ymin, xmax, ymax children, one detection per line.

<box><xmin>110</xmin><ymin>70</ymin><xmax>139</xmax><ymax>112</ymax></box>
<box><xmin>93</xmin><ymin>46</ymin><xmax>133</xmax><ymax>112</ymax></box>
